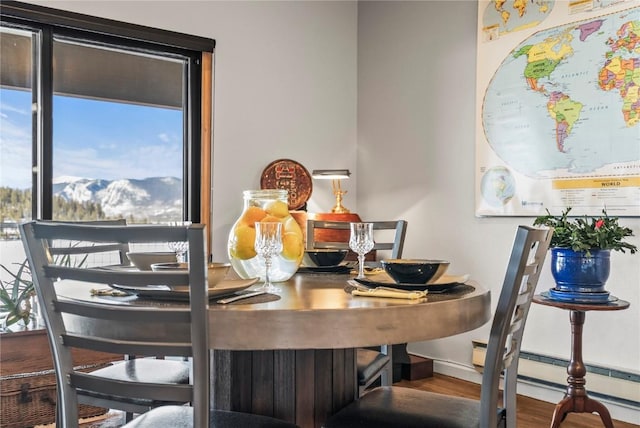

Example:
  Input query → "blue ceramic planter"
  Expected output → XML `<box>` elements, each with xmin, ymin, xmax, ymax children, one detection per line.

<box><xmin>550</xmin><ymin>248</ymin><xmax>611</xmax><ymax>293</ymax></box>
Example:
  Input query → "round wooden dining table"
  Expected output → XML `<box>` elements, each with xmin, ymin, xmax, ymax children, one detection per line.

<box><xmin>208</xmin><ymin>272</ymin><xmax>491</xmax><ymax>428</ymax></box>
<box><xmin>57</xmin><ymin>271</ymin><xmax>490</xmax><ymax>428</ymax></box>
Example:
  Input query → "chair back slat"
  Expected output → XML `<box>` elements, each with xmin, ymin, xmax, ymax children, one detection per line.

<box><xmin>502</xmin><ymin>347</ymin><xmax>516</xmax><ymax>370</ymax></box>
<box><xmin>479</xmin><ymin>225</ymin><xmax>553</xmax><ymax>428</ymax></box>
<box><xmin>312</xmin><ymin>241</ymin><xmax>351</xmax><ymax>250</ymax></box>
<box><xmin>63</xmin><ymin>333</ymin><xmax>192</xmax><ymax>357</ymax></box>
<box><xmin>306</xmin><ymin>219</ymin><xmax>407</xmax><ymax>259</ymax></box>
<box><xmin>44</xmin><ymin>265</ymin><xmax>190</xmax><ymax>287</ymax></box>
<box><xmin>70</xmin><ymin>373</ymin><xmax>193</xmax><ymax>402</ymax></box>
<box><xmin>45</xmin><ymin>219</ymin><xmax>130</xmax><ymax>266</ymax></box>
<box><xmin>49</xmin><ymin>243</ymin><xmax>128</xmax><ymax>256</ymax></box>
<box><xmin>514</xmin><ymin>288</ymin><xmax>532</xmax><ymax>306</ymax></box>
<box><xmin>20</xmin><ymin>220</ymin><xmax>210</xmax><ymax>428</ymax></box>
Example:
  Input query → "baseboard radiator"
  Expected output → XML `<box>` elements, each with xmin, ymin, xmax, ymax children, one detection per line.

<box><xmin>472</xmin><ymin>340</ymin><xmax>640</xmax><ymax>407</ymax></box>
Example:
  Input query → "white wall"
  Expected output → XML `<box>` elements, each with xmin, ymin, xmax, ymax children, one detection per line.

<box><xmin>357</xmin><ymin>0</ymin><xmax>639</xmax><ymax>420</ymax></box>
<box><xmin>32</xmin><ymin>0</ymin><xmax>359</xmax><ymax>259</ymax></box>
<box><xmin>22</xmin><ymin>0</ymin><xmax>639</xmax><ymax>419</ymax></box>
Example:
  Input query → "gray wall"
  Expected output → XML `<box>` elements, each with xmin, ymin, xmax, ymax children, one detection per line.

<box><xmin>23</xmin><ymin>0</ymin><xmax>639</xmax><ymax>419</ymax></box>
<box><xmin>357</xmin><ymin>2</ymin><xmax>639</xmax><ymax>420</ymax></box>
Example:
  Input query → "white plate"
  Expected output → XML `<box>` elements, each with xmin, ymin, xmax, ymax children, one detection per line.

<box><xmin>109</xmin><ymin>278</ymin><xmax>259</xmax><ymax>300</ymax></box>
<box><xmin>99</xmin><ymin>264</ymin><xmax>139</xmax><ymax>271</ymax></box>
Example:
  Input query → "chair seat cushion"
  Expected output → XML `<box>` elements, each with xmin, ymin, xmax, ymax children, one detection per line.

<box><xmin>93</xmin><ymin>358</ymin><xmax>190</xmax><ymax>384</ymax></box>
<box><xmin>122</xmin><ymin>405</ymin><xmax>299</xmax><ymax>427</ymax></box>
<box><xmin>356</xmin><ymin>349</ymin><xmax>390</xmax><ymax>384</ymax></box>
<box><xmin>323</xmin><ymin>386</ymin><xmax>481</xmax><ymax>428</ymax></box>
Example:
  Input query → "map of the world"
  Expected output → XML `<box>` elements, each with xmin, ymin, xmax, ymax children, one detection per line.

<box><xmin>476</xmin><ymin>1</ymin><xmax>640</xmax><ymax>216</ymax></box>
<box><xmin>482</xmin><ymin>6</ymin><xmax>639</xmax><ymax>178</ymax></box>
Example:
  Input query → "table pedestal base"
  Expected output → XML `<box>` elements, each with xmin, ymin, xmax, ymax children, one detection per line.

<box><xmin>549</xmin><ymin>310</ymin><xmax>614</xmax><ymax>428</ymax></box>
<box><xmin>212</xmin><ymin>348</ymin><xmax>356</xmax><ymax>428</ymax></box>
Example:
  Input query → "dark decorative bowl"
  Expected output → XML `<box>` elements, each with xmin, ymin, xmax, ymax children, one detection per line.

<box><xmin>304</xmin><ymin>249</ymin><xmax>349</xmax><ymax>267</ymax></box>
<box><xmin>381</xmin><ymin>259</ymin><xmax>450</xmax><ymax>284</ymax></box>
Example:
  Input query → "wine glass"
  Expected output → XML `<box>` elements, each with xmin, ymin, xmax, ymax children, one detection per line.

<box><xmin>168</xmin><ymin>221</ymin><xmax>191</xmax><ymax>262</ymax></box>
<box><xmin>254</xmin><ymin>221</ymin><xmax>284</xmax><ymax>293</ymax></box>
<box><xmin>349</xmin><ymin>222</ymin><xmax>374</xmax><ymax>279</ymax></box>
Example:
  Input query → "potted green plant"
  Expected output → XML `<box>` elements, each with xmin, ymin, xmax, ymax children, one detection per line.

<box><xmin>533</xmin><ymin>207</ymin><xmax>637</xmax><ymax>299</ymax></box>
<box><xmin>0</xmin><ymin>251</ymin><xmax>88</xmax><ymax>331</ymax></box>
<box><xmin>0</xmin><ymin>260</ymin><xmax>35</xmax><ymax>330</ymax></box>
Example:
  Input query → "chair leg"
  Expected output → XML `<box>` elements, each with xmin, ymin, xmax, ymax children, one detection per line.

<box><xmin>358</xmin><ymin>345</ymin><xmax>394</xmax><ymax>396</ymax></box>
<box><xmin>380</xmin><ymin>345</ymin><xmax>393</xmax><ymax>387</ymax></box>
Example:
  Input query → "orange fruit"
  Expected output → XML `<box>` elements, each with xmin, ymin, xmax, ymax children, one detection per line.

<box><xmin>283</xmin><ymin>216</ymin><xmax>302</xmax><ymax>234</ymax></box>
<box><xmin>239</xmin><ymin>206</ymin><xmax>267</xmax><ymax>227</ymax></box>
<box><xmin>230</xmin><ymin>224</ymin><xmax>257</xmax><ymax>260</ymax></box>
<box><xmin>282</xmin><ymin>232</ymin><xmax>303</xmax><ymax>261</ymax></box>
<box><xmin>260</xmin><ymin>215</ymin><xmax>282</xmax><ymax>224</ymax></box>
<box><xmin>265</xmin><ymin>200</ymin><xmax>289</xmax><ymax>218</ymax></box>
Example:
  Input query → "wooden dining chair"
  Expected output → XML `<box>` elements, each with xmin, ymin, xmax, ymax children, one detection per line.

<box><xmin>323</xmin><ymin>225</ymin><xmax>553</xmax><ymax>428</ymax></box>
<box><xmin>20</xmin><ymin>221</ymin><xmax>298</xmax><ymax>428</ymax></box>
<box><xmin>306</xmin><ymin>219</ymin><xmax>408</xmax><ymax>395</ymax></box>
<box><xmin>38</xmin><ymin>219</ymin><xmax>191</xmax><ymax>424</ymax></box>
<box><xmin>306</xmin><ymin>219</ymin><xmax>407</xmax><ymax>259</ymax></box>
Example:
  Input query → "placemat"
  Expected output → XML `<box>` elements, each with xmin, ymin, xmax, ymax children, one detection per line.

<box><xmin>221</xmin><ymin>292</ymin><xmax>281</xmax><ymax>305</ymax></box>
<box><xmin>426</xmin><ymin>284</ymin><xmax>475</xmax><ymax>301</ymax></box>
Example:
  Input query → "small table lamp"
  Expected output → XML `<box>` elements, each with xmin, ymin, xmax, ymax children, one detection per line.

<box><xmin>312</xmin><ymin>169</ymin><xmax>351</xmax><ymax>213</ymax></box>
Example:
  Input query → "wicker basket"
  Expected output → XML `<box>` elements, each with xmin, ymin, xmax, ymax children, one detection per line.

<box><xmin>0</xmin><ymin>365</ymin><xmax>108</xmax><ymax>428</ymax></box>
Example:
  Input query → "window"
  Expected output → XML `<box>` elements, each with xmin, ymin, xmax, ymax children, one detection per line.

<box><xmin>0</xmin><ymin>2</ymin><xmax>214</xmax><ymax>265</ymax></box>
<box><xmin>50</xmin><ymin>38</ymin><xmax>187</xmax><ymax>223</ymax></box>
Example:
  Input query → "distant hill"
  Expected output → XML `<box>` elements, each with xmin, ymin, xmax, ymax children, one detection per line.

<box><xmin>52</xmin><ymin>176</ymin><xmax>182</xmax><ymax>222</ymax></box>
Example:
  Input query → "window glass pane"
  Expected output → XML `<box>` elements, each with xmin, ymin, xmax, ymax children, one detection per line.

<box><xmin>0</xmin><ymin>88</ymin><xmax>32</xmax><ymax>224</ymax></box>
<box><xmin>51</xmin><ymin>38</ymin><xmax>186</xmax><ymax>224</ymax></box>
<box><xmin>1</xmin><ymin>27</ymin><xmax>34</xmax><ymax>284</ymax></box>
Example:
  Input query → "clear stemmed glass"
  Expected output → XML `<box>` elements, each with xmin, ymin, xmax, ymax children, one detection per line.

<box><xmin>349</xmin><ymin>222</ymin><xmax>374</xmax><ymax>279</ymax></box>
<box><xmin>254</xmin><ymin>221</ymin><xmax>284</xmax><ymax>293</ymax></box>
<box><xmin>168</xmin><ymin>221</ymin><xmax>191</xmax><ymax>262</ymax></box>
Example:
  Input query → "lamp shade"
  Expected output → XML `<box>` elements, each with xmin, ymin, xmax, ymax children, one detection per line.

<box><xmin>311</xmin><ymin>169</ymin><xmax>351</xmax><ymax>213</ymax></box>
<box><xmin>311</xmin><ymin>169</ymin><xmax>351</xmax><ymax>180</ymax></box>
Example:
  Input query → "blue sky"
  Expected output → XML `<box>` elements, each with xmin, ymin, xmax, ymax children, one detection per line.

<box><xmin>0</xmin><ymin>88</ymin><xmax>183</xmax><ymax>189</ymax></box>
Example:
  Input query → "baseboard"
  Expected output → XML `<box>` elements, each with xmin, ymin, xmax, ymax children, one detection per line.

<box><xmin>429</xmin><ymin>359</ymin><xmax>640</xmax><ymax>425</ymax></box>
<box><xmin>472</xmin><ymin>340</ymin><xmax>640</xmax><ymax>405</ymax></box>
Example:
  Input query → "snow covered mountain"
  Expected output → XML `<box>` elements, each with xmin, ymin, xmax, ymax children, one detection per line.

<box><xmin>52</xmin><ymin>176</ymin><xmax>182</xmax><ymax>221</ymax></box>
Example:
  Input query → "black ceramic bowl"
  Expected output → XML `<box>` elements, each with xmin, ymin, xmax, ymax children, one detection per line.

<box><xmin>304</xmin><ymin>249</ymin><xmax>349</xmax><ymax>267</ymax></box>
<box><xmin>381</xmin><ymin>259</ymin><xmax>450</xmax><ymax>284</ymax></box>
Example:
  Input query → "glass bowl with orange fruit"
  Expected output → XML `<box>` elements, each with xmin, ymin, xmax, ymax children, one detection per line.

<box><xmin>227</xmin><ymin>189</ymin><xmax>304</xmax><ymax>282</ymax></box>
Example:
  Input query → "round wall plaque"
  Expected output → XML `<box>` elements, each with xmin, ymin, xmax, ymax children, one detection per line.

<box><xmin>260</xmin><ymin>159</ymin><xmax>312</xmax><ymax>210</ymax></box>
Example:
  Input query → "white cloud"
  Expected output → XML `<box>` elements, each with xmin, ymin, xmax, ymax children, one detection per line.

<box><xmin>0</xmin><ymin>111</ymin><xmax>32</xmax><ymax>188</ymax></box>
<box><xmin>0</xmin><ymin>101</ymin><xmax>29</xmax><ymax>116</ymax></box>
<box><xmin>54</xmin><ymin>141</ymin><xmax>182</xmax><ymax>181</ymax></box>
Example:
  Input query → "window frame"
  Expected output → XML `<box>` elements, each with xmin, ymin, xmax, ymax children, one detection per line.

<box><xmin>1</xmin><ymin>1</ymin><xmax>214</xmax><ymax>232</ymax></box>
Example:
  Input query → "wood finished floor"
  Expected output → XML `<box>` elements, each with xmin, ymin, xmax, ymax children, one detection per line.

<box><xmin>49</xmin><ymin>373</ymin><xmax>638</xmax><ymax>428</ymax></box>
<box><xmin>396</xmin><ymin>374</ymin><xmax>639</xmax><ymax>428</ymax></box>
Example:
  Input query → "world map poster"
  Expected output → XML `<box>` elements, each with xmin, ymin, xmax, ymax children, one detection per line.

<box><xmin>475</xmin><ymin>0</ymin><xmax>640</xmax><ymax>217</ymax></box>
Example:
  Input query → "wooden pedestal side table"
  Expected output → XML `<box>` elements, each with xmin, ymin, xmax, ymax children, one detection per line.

<box><xmin>532</xmin><ymin>294</ymin><xmax>630</xmax><ymax>428</ymax></box>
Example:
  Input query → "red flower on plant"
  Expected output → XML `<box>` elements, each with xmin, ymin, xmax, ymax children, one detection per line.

<box><xmin>595</xmin><ymin>219</ymin><xmax>605</xmax><ymax>229</ymax></box>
